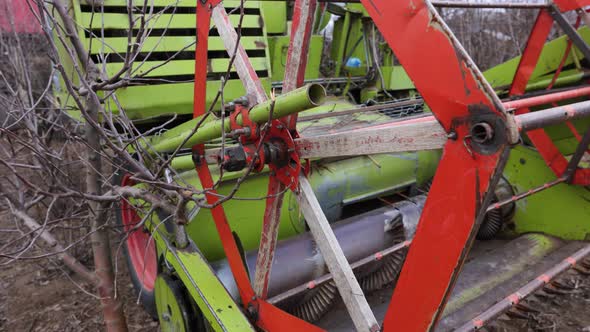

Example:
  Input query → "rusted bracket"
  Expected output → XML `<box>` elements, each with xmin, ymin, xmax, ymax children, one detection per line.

<box><xmin>229</xmin><ymin>104</ymin><xmax>260</xmax><ymax>144</ymax></box>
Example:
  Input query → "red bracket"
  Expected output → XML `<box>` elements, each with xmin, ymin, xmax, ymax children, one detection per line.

<box><xmin>262</xmin><ymin>120</ymin><xmax>301</xmax><ymax>191</ymax></box>
<box><xmin>230</xmin><ymin>104</ymin><xmax>260</xmax><ymax>144</ymax></box>
<box><xmin>243</xmin><ymin>144</ymin><xmax>266</xmax><ymax>173</ymax></box>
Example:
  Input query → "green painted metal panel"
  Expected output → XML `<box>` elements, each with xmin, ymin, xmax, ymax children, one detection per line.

<box><xmin>80</xmin><ymin>13</ymin><xmax>262</xmax><ymax>30</ymax></box>
<box><xmin>260</xmin><ymin>1</ymin><xmax>287</xmax><ymax>34</ymax></box>
<box><xmin>539</xmin><ymin>116</ymin><xmax>590</xmax><ymax>155</ymax></box>
<box><xmin>523</xmin><ymin>68</ymin><xmax>585</xmax><ymax>91</ymax></box>
<box><xmin>166</xmin><ymin>150</ymin><xmax>439</xmax><ymax>261</ymax></box>
<box><xmin>345</xmin><ymin>3</ymin><xmax>369</xmax><ymax>16</ymax></box>
<box><xmin>381</xmin><ymin>66</ymin><xmax>414</xmax><ymax>91</ymax></box>
<box><xmin>503</xmin><ymin>146</ymin><xmax>590</xmax><ymax>240</ymax></box>
<box><xmin>104</xmin><ymin>58</ymin><xmax>268</xmax><ymax>77</ymax></box>
<box><xmin>331</xmin><ymin>11</ymin><xmax>350</xmax><ymax>77</ymax></box>
<box><xmin>268</xmin><ymin>35</ymin><xmax>324</xmax><ymax>82</ymax></box>
<box><xmin>101</xmin><ymin>79</ymin><xmax>270</xmax><ymax>120</ymax></box>
<box><xmin>483</xmin><ymin>27</ymin><xmax>590</xmax><ymax>88</ymax></box>
<box><xmin>60</xmin><ymin>0</ymin><xmax>272</xmax><ymax>121</ymax></box>
<box><xmin>85</xmin><ymin>36</ymin><xmax>267</xmax><ymax>54</ymax></box>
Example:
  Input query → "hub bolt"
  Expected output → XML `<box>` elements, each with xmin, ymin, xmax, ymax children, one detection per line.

<box><xmin>471</xmin><ymin>122</ymin><xmax>494</xmax><ymax>144</ymax></box>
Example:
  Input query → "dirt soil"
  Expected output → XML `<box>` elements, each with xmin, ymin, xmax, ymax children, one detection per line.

<box><xmin>484</xmin><ymin>265</ymin><xmax>590</xmax><ymax>332</ymax></box>
<box><xmin>0</xmin><ymin>209</ymin><xmax>158</xmax><ymax>332</ymax></box>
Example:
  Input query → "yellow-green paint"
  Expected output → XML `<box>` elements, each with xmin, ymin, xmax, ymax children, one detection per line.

<box><xmin>169</xmin><ymin>150</ymin><xmax>440</xmax><ymax>261</ymax></box>
<box><xmin>503</xmin><ymin>146</ymin><xmax>590</xmax><ymax>240</ymax></box>
<box><xmin>268</xmin><ymin>35</ymin><xmax>324</xmax><ymax>82</ymax></box>
<box><xmin>443</xmin><ymin>234</ymin><xmax>559</xmax><ymax>316</ymax></box>
<box><xmin>150</xmin><ymin>228</ymin><xmax>255</xmax><ymax>332</ymax></box>
<box><xmin>483</xmin><ymin>27</ymin><xmax>590</xmax><ymax>89</ymax></box>
<box><xmin>260</xmin><ymin>2</ymin><xmax>287</xmax><ymax>34</ymax></box>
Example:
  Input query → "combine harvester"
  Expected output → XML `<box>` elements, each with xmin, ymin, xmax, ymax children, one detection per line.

<box><xmin>57</xmin><ymin>0</ymin><xmax>590</xmax><ymax>330</ymax></box>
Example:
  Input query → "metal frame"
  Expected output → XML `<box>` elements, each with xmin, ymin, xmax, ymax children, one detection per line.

<box><xmin>188</xmin><ymin>0</ymin><xmax>590</xmax><ymax>331</ymax></box>
<box><xmin>508</xmin><ymin>5</ymin><xmax>590</xmax><ymax>186</ymax></box>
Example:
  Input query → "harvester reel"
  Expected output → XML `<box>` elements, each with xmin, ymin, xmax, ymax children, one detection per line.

<box><xmin>121</xmin><ymin>0</ymin><xmax>590</xmax><ymax>330</ymax></box>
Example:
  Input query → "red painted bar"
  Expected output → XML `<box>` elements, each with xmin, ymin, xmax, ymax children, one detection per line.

<box><xmin>504</xmin><ymin>85</ymin><xmax>590</xmax><ymax>110</ymax></box>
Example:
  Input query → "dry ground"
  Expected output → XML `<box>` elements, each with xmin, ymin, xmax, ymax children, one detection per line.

<box><xmin>0</xmin><ymin>210</ymin><xmax>158</xmax><ymax>332</ymax></box>
<box><xmin>485</xmin><ymin>266</ymin><xmax>590</xmax><ymax>332</ymax></box>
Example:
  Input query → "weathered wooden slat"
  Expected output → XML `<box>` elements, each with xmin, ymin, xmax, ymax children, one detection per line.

<box><xmin>296</xmin><ymin>119</ymin><xmax>447</xmax><ymax>159</ymax></box>
<box><xmin>103</xmin><ymin>58</ymin><xmax>268</xmax><ymax>77</ymax></box>
<box><xmin>252</xmin><ymin>0</ymin><xmax>317</xmax><ymax>300</ymax></box>
<box><xmin>296</xmin><ymin>176</ymin><xmax>379</xmax><ymax>332</ymax></box>
<box><xmin>81</xmin><ymin>12</ymin><xmax>261</xmax><ymax>30</ymax></box>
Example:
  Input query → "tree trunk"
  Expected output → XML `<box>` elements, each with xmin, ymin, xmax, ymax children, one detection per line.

<box><xmin>85</xmin><ymin>93</ymin><xmax>129</xmax><ymax>332</ymax></box>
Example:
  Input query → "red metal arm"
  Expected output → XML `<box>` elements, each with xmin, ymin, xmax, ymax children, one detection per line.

<box><xmin>553</xmin><ymin>0</ymin><xmax>590</xmax><ymax>12</ymax></box>
<box><xmin>193</xmin><ymin>0</ymin><xmax>256</xmax><ymax>307</ymax></box>
<box><xmin>361</xmin><ymin>0</ymin><xmax>509</xmax><ymax>330</ymax></box>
